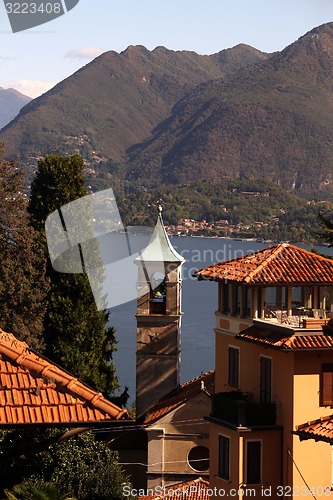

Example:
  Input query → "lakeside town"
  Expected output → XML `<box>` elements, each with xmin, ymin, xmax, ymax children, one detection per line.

<box><xmin>166</xmin><ymin>217</ymin><xmax>273</xmax><ymax>241</ymax></box>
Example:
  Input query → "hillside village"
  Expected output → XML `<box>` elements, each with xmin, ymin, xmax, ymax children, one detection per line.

<box><xmin>167</xmin><ymin>216</ymin><xmax>274</xmax><ymax>239</ymax></box>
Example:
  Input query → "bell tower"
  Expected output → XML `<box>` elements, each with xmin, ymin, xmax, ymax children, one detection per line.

<box><xmin>135</xmin><ymin>208</ymin><xmax>184</xmax><ymax>417</ymax></box>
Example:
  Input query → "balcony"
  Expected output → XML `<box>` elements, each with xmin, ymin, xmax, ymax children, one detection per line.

<box><xmin>263</xmin><ymin>306</ymin><xmax>330</xmax><ymax>329</ymax></box>
<box><xmin>211</xmin><ymin>392</ymin><xmax>277</xmax><ymax>427</ymax></box>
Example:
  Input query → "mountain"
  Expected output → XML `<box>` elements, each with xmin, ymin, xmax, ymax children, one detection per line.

<box><xmin>0</xmin><ymin>88</ymin><xmax>31</xmax><ymax>130</ymax></box>
<box><xmin>1</xmin><ymin>24</ymin><xmax>332</xmax><ymax>196</ymax></box>
<box><xmin>0</xmin><ymin>44</ymin><xmax>267</xmax><ymax>162</ymax></box>
<box><xmin>128</xmin><ymin>23</ymin><xmax>333</xmax><ymax>192</ymax></box>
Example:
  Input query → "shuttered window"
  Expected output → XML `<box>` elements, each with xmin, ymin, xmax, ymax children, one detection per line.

<box><xmin>218</xmin><ymin>435</ymin><xmax>230</xmax><ymax>480</ymax></box>
<box><xmin>228</xmin><ymin>347</ymin><xmax>239</xmax><ymax>388</ymax></box>
<box><xmin>260</xmin><ymin>357</ymin><xmax>272</xmax><ymax>403</ymax></box>
<box><xmin>246</xmin><ymin>441</ymin><xmax>261</xmax><ymax>484</ymax></box>
<box><xmin>321</xmin><ymin>364</ymin><xmax>333</xmax><ymax>406</ymax></box>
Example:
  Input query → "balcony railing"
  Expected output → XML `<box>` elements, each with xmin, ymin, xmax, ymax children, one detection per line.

<box><xmin>211</xmin><ymin>392</ymin><xmax>277</xmax><ymax>427</ymax></box>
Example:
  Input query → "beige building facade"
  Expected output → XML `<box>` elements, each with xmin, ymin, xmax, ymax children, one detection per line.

<box><xmin>143</xmin><ymin>371</ymin><xmax>214</xmax><ymax>489</ymax></box>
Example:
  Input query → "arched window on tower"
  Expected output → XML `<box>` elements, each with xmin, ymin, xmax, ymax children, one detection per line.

<box><xmin>150</xmin><ymin>271</ymin><xmax>166</xmax><ymax>314</ymax></box>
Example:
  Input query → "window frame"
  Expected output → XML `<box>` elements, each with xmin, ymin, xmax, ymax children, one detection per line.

<box><xmin>228</xmin><ymin>346</ymin><xmax>240</xmax><ymax>389</ymax></box>
<box><xmin>187</xmin><ymin>445</ymin><xmax>209</xmax><ymax>472</ymax></box>
<box><xmin>320</xmin><ymin>363</ymin><xmax>333</xmax><ymax>406</ymax></box>
<box><xmin>218</xmin><ymin>434</ymin><xmax>230</xmax><ymax>481</ymax></box>
<box><xmin>260</xmin><ymin>356</ymin><xmax>272</xmax><ymax>403</ymax></box>
<box><xmin>245</xmin><ymin>440</ymin><xmax>262</xmax><ymax>485</ymax></box>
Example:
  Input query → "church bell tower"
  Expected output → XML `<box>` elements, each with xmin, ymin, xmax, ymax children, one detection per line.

<box><xmin>135</xmin><ymin>208</ymin><xmax>184</xmax><ymax>417</ymax></box>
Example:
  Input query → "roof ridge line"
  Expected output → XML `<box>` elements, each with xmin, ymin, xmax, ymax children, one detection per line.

<box><xmin>288</xmin><ymin>243</ymin><xmax>333</xmax><ymax>262</ymax></box>
<box><xmin>0</xmin><ymin>330</ymin><xmax>128</xmax><ymax>420</ymax></box>
<box><xmin>244</xmin><ymin>244</ymin><xmax>285</xmax><ymax>283</ymax></box>
<box><xmin>180</xmin><ymin>369</ymin><xmax>215</xmax><ymax>388</ymax></box>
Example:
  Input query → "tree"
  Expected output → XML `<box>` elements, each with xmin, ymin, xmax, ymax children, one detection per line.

<box><xmin>49</xmin><ymin>432</ymin><xmax>133</xmax><ymax>500</ymax></box>
<box><xmin>4</xmin><ymin>480</ymin><xmax>75</xmax><ymax>500</ymax></box>
<box><xmin>0</xmin><ymin>145</ymin><xmax>49</xmax><ymax>349</ymax></box>
<box><xmin>28</xmin><ymin>154</ymin><xmax>118</xmax><ymax>395</ymax></box>
<box><xmin>0</xmin><ymin>429</ymin><xmax>133</xmax><ymax>500</ymax></box>
<box><xmin>320</xmin><ymin>213</ymin><xmax>333</xmax><ymax>247</ymax></box>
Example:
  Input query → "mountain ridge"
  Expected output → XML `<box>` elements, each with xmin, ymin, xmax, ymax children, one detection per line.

<box><xmin>0</xmin><ymin>43</ymin><xmax>267</xmax><ymax>162</ymax></box>
<box><xmin>128</xmin><ymin>22</ymin><xmax>333</xmax><ymax>192</ymax></box>
<box><xmin>0</xmin><ymin>23</ymin><xmax>332</xmax><ymax>195</ymax></box>
<box><xmin>0</xmin><ymin>87</ymin><xmax>32</xmax><ymax>130</ymax></box>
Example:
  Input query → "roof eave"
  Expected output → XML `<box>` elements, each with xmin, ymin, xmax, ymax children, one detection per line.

<box><xmin>292</xmin><ymin>430</ymin><xmax>333</xmax><ymax>444</ymax></box>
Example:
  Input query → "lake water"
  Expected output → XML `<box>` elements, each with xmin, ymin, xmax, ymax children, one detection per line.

<box><xmin>109</xmin><ymin>237</ymin><xmax>332</xmax><ymax>402</ymax></box>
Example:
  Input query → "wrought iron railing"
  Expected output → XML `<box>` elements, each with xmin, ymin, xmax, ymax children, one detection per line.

<box><xmin>211</xmin><ymin>392</ymin><xmax>277</xmax><ymax>427</ymax></box>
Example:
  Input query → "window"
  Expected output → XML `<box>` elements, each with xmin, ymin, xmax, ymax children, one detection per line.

<box><xmin>231</xmin><ymin>285</ymin><xmax>240</xmax><ymax>315</ymax></box>
<box><xmin>151</xmin><ymin>272</ymin><xmax>166</xmax><ymax>298</ymax></box>
<box><xmin>244</xmin><ymin>287</ymin><xmax>252</xmax><ymax>318</ymax></box>
<box><xmin>228</xmin><ymin>347</ymin><xmax>239</xmax><ymax>388</ymax></box>
<box><xmin>188</xmin><ymin>446</ymin><xmax>209</xmax><ymax>472</ymax></box>
<box><xmin>321</xmin><ymin>364</ymin><xmax>333</xmax><ymax>406</ymax></box>
<box><xmin>246</xmin><ymin>441</ymin><xmax>261</xmax><ymax>484</ymax></box>
<box><xmin>222</xmin><ymin>282</ymin><xmax>229</xmax><ymax>314</ymax></box>
<box><xmin>227</xmin><ymin>283</ymin><xmax>232</xmax><ymax>314</ymax></box>
<box><xmin>260</xmin><ymin>357</ymin><xmax>272</xmax><ymax>403</ymax></box>
<box><xmin>226</xmin><ymin>284</ymin><xmax>240</xmax><ymax>316</ymax></box>
<box><xmin>218</xmin><ymin>435</ymin><xmax>230</xmax><ymax>480</ymax></box>
<box><xmin>150</xmin><ymin>272</ymin><xmax>166</xmax><ymax>314</ymax></box>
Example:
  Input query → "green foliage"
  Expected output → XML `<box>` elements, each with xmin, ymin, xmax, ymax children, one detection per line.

<box><xmin>29</xmin><ymin>154</ymin><xmax>87</xmax><ymax>233</ymax></box>
<box><xmin>45</xmin><ymin>272</ymin><xmax>118</xmax><ymax>394</ymax></box>
<box><xmin>319</xmin><ymin>213</ymin><xmax>333</xmax><ymax>247</ymax></box>
<box><xmin>0</xmin><ymin>145</ymin><xmax>49</xmax><ymax>349</ymax></box>
<box><xmin>0</xmin><ymin>428</ymin><xmax>58</xmax><ymax>490</ymax></box>
<box><xmin>3</xmin><ymin>479</ymin><xmax>74</xmax><ymax>500</ymax></box>
<box><xmin>29</xmin><ymin>154</ymin><xmax>118</xmax><ymax>395</ymax></box>
<box><xmin>49</xmin><ymin>432</ymin><xmax>131</xmax><ymax>500</ymax></box>
<box><xmin>0</xmin><ymin>430</ymin><xmax>132</xmax><ymax>500</ymax></box>
<box><xmin>113</xmin><ymin>177</ymin><xmax>329</xmax><ymax>244</ymax></box>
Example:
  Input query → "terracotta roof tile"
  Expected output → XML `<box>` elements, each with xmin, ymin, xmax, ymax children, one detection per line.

<box><xmin>295</xmin><ymin>415</ymin><xmax>333</xmax><ymax>443</ymax></box>
<box><xmin>236</xmin><ymin>325</ymin><xmax>333</xmax><ymax>350</ymax></box>
<box><xmin>195</xmin><ymin>244</ymin><xmax>333</xmax><ymax>284</ymax></box>
<box><xmin>141</xmin><ymin>477</ymin><xmax>210</xmax><ymax>499</ymax></box>
<box><xmin>0</xmin><ymin>329</ymin><xmax>129</xmax><ymax>425</ymax></box>
<box><xmin>143</xmin><ymin>370</ymin><xmax>215</xmax><ymax>425</ymax></box>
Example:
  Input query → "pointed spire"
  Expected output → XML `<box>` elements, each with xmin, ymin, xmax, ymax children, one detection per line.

<box><xmin>137</xmin><ymin>207</ymin><xmax>185</xmax><ymax>263</ymax></box>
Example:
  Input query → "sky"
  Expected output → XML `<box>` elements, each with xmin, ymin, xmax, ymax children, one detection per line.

<box><xmin>0</xmin><ymin>0</ymin><xmax>332</xmax><ymax>98</ymax></box>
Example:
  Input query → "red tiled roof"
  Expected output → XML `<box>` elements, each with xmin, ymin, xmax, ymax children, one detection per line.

<box><xmin>294</xmin><ymin>415</ymin><xmax>333</xmax><ymax>443</ymax></box>
<box><xmin>140</xmin><ymin>477</ymin><xmax>210</xmax><ymax>499</ymax></box>
<box><xmin>0</xmin><ymin>330</ymin><xmax>128</xmax><ymax>425</ymax></box>
<box><xmin>143</xmin><ymin>370</ymin><xmax>215</xmax><ymax>425</ymax></box>
<box><xmin>195</xmin><ymin>244</ymin><xmax>333</xmax><ymax>284</ymax></box>
<box><xmin>236</xmin><ymin>326</ymin><xmax>333</xmax><ymax>350</ymax></box>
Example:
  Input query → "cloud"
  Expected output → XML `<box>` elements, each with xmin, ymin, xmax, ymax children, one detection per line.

<box><xmin>65</xmin><ymin>46</ymin><xmax>104</xmax><ymax>60</ymax></box>
<box><xmin>1</xmin><ymin>80</ymin><xmax>55</xmax><ymax>98</ymax></box>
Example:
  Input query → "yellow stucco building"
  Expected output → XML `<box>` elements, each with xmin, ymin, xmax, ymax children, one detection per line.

<box><xmin>196</xmin><ymin>243</ymin><xmax>333</xmax><ymax>499</ymax></box>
